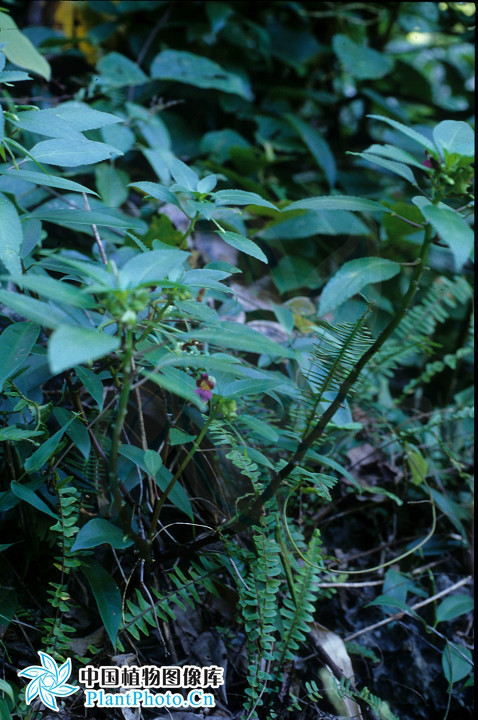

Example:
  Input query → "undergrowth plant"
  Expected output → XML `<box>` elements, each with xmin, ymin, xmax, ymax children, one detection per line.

<box><xmin>0</xmin><ymin>5</ymin><xmax>474</xmax><ymax>720</ymax></box>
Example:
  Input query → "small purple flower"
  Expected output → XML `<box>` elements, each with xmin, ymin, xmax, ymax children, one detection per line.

<box><xmin>424</xmin><ymin>152</ymin><xmax>433</xmax><ymax>168</ymax></box>
<box><xmin>195</xmin><ymin>373</ymin><xmax>215</xmax><ymax>403</ymax></box>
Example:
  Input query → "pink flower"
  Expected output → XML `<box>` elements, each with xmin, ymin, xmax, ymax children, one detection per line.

<box><xmin>424</xmin><ymin>151</ymin><xmax>433</xmax><ymax>168</ymax></box>
<box><xmin>195</xmin><ymin>373</ymin><xmax>215</xmax><ymax>403</ymax></box>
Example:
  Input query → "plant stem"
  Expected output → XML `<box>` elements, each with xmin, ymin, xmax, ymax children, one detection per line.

<box><xmin>108</xmin><ymin>329</ymin><xmax>134</xmax><ymax>500</ymax></box>
<box><xmin>148</xmin><ymin>413</ymin><xmax>214</xmax><ymax>540</ymax></box>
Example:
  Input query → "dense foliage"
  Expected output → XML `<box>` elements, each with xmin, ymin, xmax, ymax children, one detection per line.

<box><xmin>0</xmin><ymin>2</ymin><xmax>474</xmax><ymax>719</ymax></box>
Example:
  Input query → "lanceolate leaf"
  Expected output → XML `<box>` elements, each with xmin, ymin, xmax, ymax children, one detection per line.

<box><xmin>287</xmin><ymin>196</ymin><xmax>392</xmax><ymax>214</ymax></box>
<box><xmin>415</xmin><ymin>202</ymin><xmax>473</xmax><ymax>271</ymax></box>
<box><xmin>48</xmin><ymin>326</ymin><xmax>120</xmax><ymax>374</ymax></box>
<box><xmin>350</xmin><ymin>152</ymin><xmax>417</xmax><ymax>185</ymax></box>
<box><xmin>218</xmin><ymin>230</ymin><xmax>268</xmax><ymax>263</ymax></box>
<box><xmin>367</xmin><ymin>114</ymin><xmax>435</xmax><ymax>152</ymax></box>
<box><xmin>30</xmin><ymin>139</ymin><xmax>122</xmax><ymax>167</ymax></box>
<box><xmin>214</xmin><ymin>189</ymin><xmax>277</xmax><ymax>210</ymax></box>
<box><xmin>319</xmin><ymin>257</ymin><xmax>400</xmax><ymax>316</ymax></box>
<box><xmin>0</xmin><ymin>193</ymin><xmax>22</xmax><ymax>275</ymax></box>
<box><xmin>286</xmin><ymin>114</ymin><xmax>336</xmax><ymax>188</ymax></box>
<box><xmin>81</xmin><ymin>565</ymin><xmax>122</xmax><ymax>647</ymax></box>
<box><xmin>0</xmin><ymin>322</ymin><xmax>40</xmax><ymax>392</ymax></box>
<box><xmin>1</xmin><ymin>168</ymin><xmax>98</xmax><ymax>195</ymax></box>
<box><xmin>0</xmin><ymin>11</ymin><xmax>50</xmax><ymax>80</ymax></box>
<box><xmin>71</xmin><ymin>519</ymin><xmax>134</xmax><ymax>552</ymax></box>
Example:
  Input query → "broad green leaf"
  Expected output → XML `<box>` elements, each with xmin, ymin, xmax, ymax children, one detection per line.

<box><xmin>155</xmin><ymin>465</ymin><xmax>193</xmax><ymax>519</ymax></box>
<box><xmin>96</xmin><ymin>52</ymin><xmax>149</xmax><ymax>88</ymax></box>
<box><xmin>214</xmin><ymin>189</ymin><xmax>277</xmax><ymax>210</ymax></box>
<box><xmin>333</xmin><ymin>34</ymin><xmax>393</xmax><ymax>80</ymax></box>
<box><xmin>180</xmin><ymin>322</ymin><xmax>295</xmax><ymax>358</ymax></box>
<box><xmin>436</xmin><ymin>595</ymin><xmax>473</xmax><ymax>624</ymax></box>
<box><xmin>31</xmin><ymin>208</ymin><xmax>140</xmax><ymax>228</ymax></box>
<box><xmin>368</xmin><ymin>114</ymin><xmax>435</xmax><ymax>152</ymax></box>
<box><xmin>0</xmin><ymin>168</ymin><xmax>98</xmax><ymax>195</ymax></box>
<box><xmin>433</xmin><ymin>121</ymin><xmax>474</xmax><ymax>159</ymax></box>
<box><xmin>406</xmin><ymin>444</ymin><xmax>428</xmax><ymax>485</ymax></box>
<box><xmin>0</xmin><ymin>193</ymin><xmax>22</xmax><ymax>275</ymax></box>
<box><xmin>169</xmin><ymin>428</ymin><xmax>196</xmax><ymax>446</ymax></box>
<box><xmin>53</xmin><ymin>407</ymin><xmax>90</xmax><ymax>460</ymax></box>
<box><xmin>52</xmin><ymin>102</ymin><xmax>123</xmax><ymax>131</ymax></box>
<box><xmin>0</xmin><ymin>322</ymin><xmax>39</xmax><ymax>391</ymax></box>
<box><xmin>222</xmin><ymin>378</ymin><xmax>280</xmax><ymax>398</ymax></box>
<box><xmin>286</xmin><ymin>114</ymin><xmax>336</xmax><ymax>187</ymax></box>
<box><xmin>71</xmin><ymin>519</ymin><xmax>134</xmax><ymax>552</ymax></box>
<box><xmin>24</xmin><ymin>422</ymin><xmax>72</xmax><ymax>473</ymax></box>
<box><xmin>239</xmin><ymin>415</ymin><xmax>278</xmax><ymax>442</ymax></box>
<box><xmin>7</xmin><ymin>275</ymin><xmax>95</xmax><ymax>309</ymax></box>
<box><xmin>0</xmin><ymin>289</ymin><xmax>71</xmax><ymax>329</ymax></box>
<box><xmin>319</xmin><ymin>257</ymin><xmax>400</xmax><ymax>316</ymax></box>
<box><xmin>365</xmin><ymin>595</ymin><xmax>416</xmax><ymax>615</ymax></box>
<box><xmin>129</xmin><ymin>181</ymin><xmax>181</xmax><ymax>208</ymax></box>
<box><xmin>442</xmin><ymin>641</ymin><xmax>473</xmax><ymax>684</ymax></box>
<box><xmin>143</xmin><ymin>367</ymin><xmax>205</xmax><ymax>410</ymax></box>
<box><xmin>197</xmin><ymin>174</ymin><xmax>218</xmax><ymax>193</ymax></box>
<box><xmin>81</xmin><ymin>565</ymin><xmax>122</xmax><ymax>647</ymax></box>
<box><xmin>218</xmin><ymin>230</ymin><xmax>268</xmax><ymax>263</ymax></box>
<box><xmin>30</xmin><ymin>139</ymin><xmax>122</xmax><ymax>167</ymax></box>
<box><xmin>363</xmin><ymin>143</ymin><xmax>427</xmax><ymax>170</ymax></box>
<box><xmin>0</xmin><ymin>11</ymin><xmax>50</xmax><ymax>80</ymax></box>
<box><xmin>48</xmin><ymin>326</ymin><xmax>120</xmax><ymax>374</ymax></box>
<box><xmin>101</xmin><ymin>123</ymin><xmax>135</xmax><ymax>153</ymax></box>
<box><xmin>119</xmin><ymin>248</ymin><xmax>188</xmax><ymax>288</ymax></box>
<box><xmin>414</xmin><ymin>201</ymin><xmax>473</xmax><ymax>270</ymax></box>
<box><xmin>11</xmin><ymin>481</ymin><xmax>58</xmax><ymax>518</ymax></box>
<box><xmin>168</xmin><ymin>157</ymin><xmax>199</xmax><ymax>191</ymax></box>
<box><xmin>260</xmin><ymin>210</ymin><xmax>369</xmax><ymax>240</ymax></box>
<box><xmin>74</xmin><ymin>365</ymin><xmax>105</xmax><ymax>411</ymax></box>
<box><xmin>118</xmin><ymin>444</ymin><xmax>163</xmax><ymax>478</ymax></box>
<box><xmin>12</xmin><ymin>109</ymin><xmax>84</xmax><ymax>140</ymax></box>
<box><xmin>0</xmin><ymin>427</ymin><xmax>43</xmax><ymax>441</ymax></box>
<box><xmin>287</xmin><ymin>195</ymin><xmax>391</xmax><ymax>214</ymax></box>
<box><xmin>350</xmin><ymin>152</ymin><xmax>417</xmax><ymax>185</ymax></box>
<box><xmin>95</xmin><ymin>164</ymin><xmax>129</xmax><ymax>207</ymax></box>
<box><xmin>151</xmin><ymin>49</ymin><xmax>252</xmax><ymax>100</ymax></box>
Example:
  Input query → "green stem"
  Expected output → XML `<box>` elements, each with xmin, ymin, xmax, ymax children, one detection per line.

<box><xmin>148</xmin><ymin>413</ymin><xmax>214</xmax><ymax>539</ymax></box>
<box><xmin>242</xmin><ymin>220</ymin><xmax>436</xmax><ymax>524</ymax></box>
<box><xmin>108</xmin><ymin>329</ymin><xmax>134</xmax><ymax>498</ymax></box>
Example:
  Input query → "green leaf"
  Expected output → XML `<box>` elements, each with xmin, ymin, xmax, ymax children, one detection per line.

<box><xmin>151</xmin><ymin>49</ymin><xmax>252</xmax><ymax>100</ymax></box>
<box><xmin>0</xmin><ymin>168</ymin><xmax>98</xmax><ymax>195</ymax></box>
<box><xmin>169</xmin><ymin>428</ymin><xmax>196</xmax><ymax>446</ymax></box>
<box><xmin>442</xmin><ymin>641</ymin><xmax>473</xmax><ymax>684</ymax></box>
<box><xmin>214</xmin><ymin>189</ymin><xmax>277</xmax><ymax>210</ymax></box>
<box><xmin>180</xmin><ymin>322</ymin><xmax>295</xmax><ymax>358</ymax></box>
<box><xmin>96</xmin><ymin>52</ymin><xmax>149</xmax><ymax>88</ymax></box>
<box><xmin>218</xmin><ymin>230</ymin><xmax>268</xmax><ymax>263</ymax></box>
<box><xmin>0</xmin><ymin>11</ymin><xmax>51</xmax><ymax>80</ymax></box>
<box><xmin>129</xmin><ymin>181</ymin><xmax>180</xmax><ymax>208</ymax></box>
<box><xmin>74</xmin><ymin>365</ymin><xmax>105</xmax><ymax>411</ymax></box>
<box><xmin>81</xmin><ymin>564</ymin><xmax>122</xmax><ymax>647</ymax></box>
<box><xmin>0</xmin><ymin>427</ymin><xmax>43</xmax><ymax>441</ymax></box>
<box><xmin>0</xmin><ymin>322</ymin><xmax>40</xmax><ymax>392</ymax></box>
<box><xmin>333</xmin><ymin>34</ymin><xmax>393</xmax><ymax>80</ymax></box>
<box><xmin>31</xmin><ymin>208</ymin><xmax>139</xmax><ymax>228</ymax></box>
<box><xmin>365</xmin><ymin>595</ymin><xmax>415</xmax><ymax>615</ymax></box>
<box><xmin>155</xmin><ymin>465</ymin><xmax>193</xmax><ymax>519</ymax></box>
<box><xmin>287</xmin><ymin>195</ymin><xmax>391</xmax><ymax>214</ymax></box>
<box><xmin>24</xmin><ymin>422</ymin><xmax>72</xmax><ymax>473</ymax></box>
<box><xmin>319</xmin><ymin>257</ymin><xmax>400</xmax><ymax>316</ymax></box>
<box><xmin>261</xmin><ymin>210</ymin><xmax>369</xmax><ymax>241</ymax></box>
<box><xmin>29</xmin><ymin>139</ymin><xmax>122</xmax><ymax>167</ymax></box>
<box><xmin>406</xmin><ymin>444</ymin><xmax>428</xmax><ymax>485</ymax></box>
<box><xmin>362</xmin><ymin>143</ymin><xmax>427</xmax><ymax>170</ymax></box>
<box><xmin>119</xmin><ymin>248</ymin><xmax>188</xmax><ymax>287</ymax></box>
<box><xmin>53</xmin><ymin>407</ymin><xmax>90</xmax><ymax>460</ymax></box>
<box><xmin>433</xmin><ymin>121</ymin><xmax>474</xmax><ymax>159</ymax></box>
<box><xmin>0</xmin><ymin>193</ymin><xmax>22</xmax><ymax>275</ymax></box>
<box><xmin>12</xmin><ymin>109</ymin><xmax>85</xmax><ymax>140</ymax></box>
<box><xmin>142</xmin><ymin>368</ymin><xmax>205</xmax><ymax>410</ymax></box>
<box><xmin>48</xmin><ymin>326</ymin><xmax>120</xmax><ymax>374</ymax></box>
<box><xmin>350</xmin><ymin>152</ymin><xmax>417</xmax><ymax>185</ymax></box>
<box><xmin>414</xmin><ymin>200</ymin><xmax>473</xmax><ymax>271</ymax></box>
<box><xmin>7</xmin><ymin>274</ymin><xmax>95</xmax><ymax>309</ymax></box>
<box><xmin>71</xmin><ymin>519</ymin><xmax>134</xmax><ymax>552</ymax></box>
<box><xmin>286</xmin><ymin>115</ymin><xmax>336</xmax><ymax>187</ymax></box>
<box><xmin>367</xmin><ymin>115</ymin><xmax>435</xmax><ymax>152</ymax></box>
<box><xmin>436</xmin><ymin>595</ymin><xmax>473</xmax><ymax>624</ymax></box>
<box><xmin>10</xmin><ymin>482</ymin><xmax>58</xmax><ymax>519</ymax></box>
<box><xmin>168</xmin><ymin>156</ymin><xmax>199</xmax><ymax>191</ymax></box>
<box><xmin>0</xmin><ymin>289</ymin><xmax>70</xmax><ymax>329</ymax></box>
<box><xmin>52</xmin><ymin>101</ymin><xmax>123</xmax><ymax>131</ymax></box>
<box><xmin>96</xmin><ymin>165</ymin><xmax>129</xmax><ymax>207</ymax></box>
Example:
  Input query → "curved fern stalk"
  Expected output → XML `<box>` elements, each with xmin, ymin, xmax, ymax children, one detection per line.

<box><xmin>301</xmin><ymin>311</ymin><xmax>374</xmax><ymax>437</ymax></box>
<box><xmin>275</xmin><ymin>529</ymin><xmax>323</xmax><ymax>670</ymax></box>
<box><xmin>43</xmin><ymin>480</ymin><xmax>82</xmax><ymax>659</ymax></box>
